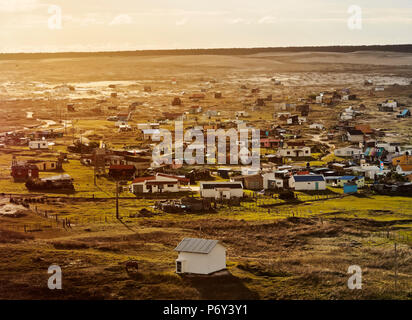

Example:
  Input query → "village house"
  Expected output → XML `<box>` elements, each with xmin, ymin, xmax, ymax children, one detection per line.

<box><xmin>199</xmin><ymin>181</ymin><xmax>243</xmax><ymax>199</ymax></box>
<box><xmin>334</xmin><ymin>147</ymin><xmax>363</xmax><ymax>157</ymax></box>
<box><xmin>172</xmin><ymin>97</ymin><xmax>182</xmax><ymax>106</ymax></box>
<box><xmin>29</xmin><ymin>140</ymin><xmax>49</xmax><ymax>150</ymax></box>
<box><xmin>26</xmin><ymin>174</ymin><xmax>74</xmax><ymax>192</ymax></box>
<box><xmin>392</xmin><ymin>154</ymin><xmax>412</xmax><ymax>166</ymax></box>
<box><xmin>11</xmin><ymin>160</ymin><xmax>39</xmax><ymax>182</ymax></box>
<box><xmin>189</xmin><ymin>106</ymin><xmax>202</xmax><ymax>114</ymax></box>
<box><xmin>141</xmin><ymin>129</ymin><xmax>161</xmax><ymax>140</ymax></box>
<box><xmin>345</xmin><ymin>129</ymin><xmax>364</xmax><ymax>143</ymax></box>
<box><xmin>355</xmin><ymin>125</ymin><xmax>374</xmax><ymax>136</ymax></box>
<box><xmin>290</xmin><ymin>175</ymin><xmax>326</xmax><ymax>191</ymax></box>
<box><xmin>278</xmin><ymin>146</ymin><xmax>311</xmax><ymax>158</ymax></box>
<box><xmin>260</xmin><ymin>138</ymin><xmax>280</xmax><ymax>149</ymax></box>
<box><xmin>130</xmin><ymin>175</ymin><xmax>180</xmax><ymax>194</ymax></box>
<box><xmin>378</xmin><ymin>100</ymin><xmax>398</xmax><ymax>112</ymax></box>
<box><xmin>235</xmin><ymin>111</ymin><xmax>249</xmax><ymax>118</ymax></box>
<box><xmin>205</xmin><ymin>110</ymin><xmax>220</xmax><ymax>117</ymax></box>
<box><xmin>266</xmin><ymin>170</ymin><xmax>291</xmax><ymax>190</ymax></box>
<box><xmin>333</xmin><ymin>176</ymin><xmax>365</xmax><ymax>188</ymax></box>
<box><xmin>174</xmin><ymin>238</ymin><xmax>226</xmax><ymax>275</ymax></box>
<box><xmin>396</xmin><ymin>164</ymin><xmax>412</xmax><ymax>176</ymax></box>
<box><xmin>189</xmin><ymin>93</ymin><xmax>205</xmax><ymax>100</ymax></box>
<box><xmin>231</xmin><ymin>174</ymin><xmax>263</xmax><ymax>191</ymax></box>
<box><xmin>309</xmin><ymin>123</ymin><xmax>324</xmax><ymax>130</ymax></box>
<box><xmin>108</xmin><ymin>165</ymin><xmax>136</xmax><ymax>180</ymax></box>
<box><xmin>397</xmin><ymin>109</ymin><xmax>411</xmax><ymax>118</ymax></box>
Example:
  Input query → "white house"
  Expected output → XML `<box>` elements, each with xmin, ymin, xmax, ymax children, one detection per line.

<box><xmin>142</xmin><ymin>129</ymin><xmax>160</xmax><ymax>140</ymax></box>
<box><xmin>278</xmin><ymin>147</ymin><xmax>311</xmax><ymax>158</ymax></box>
<box><xmin>346</xmin><ymin>129</ymin><xmax>364</xmax><ymax>143</ymax></box>
<box><xmin>309</xmin><ymin>123</ymin><xmax>324</xmax><ymax>130</ymax></box>
<box><xmin>290</xmin><ymin>175</ymin><xmax>326</xmax><ymax>191</ymax></box>
<box><xmin>199</xmin><ymin>182</ymin><xmax>243</xmax><ymax>199</ymax></box>
<box><xmin>334</xmin><ymin>147</ymin><xmax>363</xmax><ymax>157</ymax></box>
<box><xmin>336</xmin><ymin>176</ymin><xmax>365</xmax><ymax>188</ymax></box>
<box><xmin>29</xmin><ymin>140</ymin><xmax>49</xmax><ymax>150</ymax></box>
<box><xmin>175</xmin><ymin>238</ymin><xmax>226</xmax><ymax>275</ymax></box>
<box><xmin>130</xmin><ymin>175</ymin><xmax>180</xmax><ymax>194</ymax></box>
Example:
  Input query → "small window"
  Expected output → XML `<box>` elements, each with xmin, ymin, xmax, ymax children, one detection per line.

<box><xmin>168</xmin><ymin>184</ymin><xmax>174</xmax><ymax>187</ymax></box>
<box><xmin>176</xmin><ymin>261</ymin><xmax>182</xmax><ymax>273</ymax></box>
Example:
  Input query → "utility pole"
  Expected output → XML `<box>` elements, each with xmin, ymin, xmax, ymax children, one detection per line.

<box><xmin>116</xmin><ymin>180</ymin><xmax>119</xmax><ymax>219</ymax></box>
<box><xmin>394</xmin><ymin>242</ymin><xmax>398</xmax><ymax>293</ymax></box>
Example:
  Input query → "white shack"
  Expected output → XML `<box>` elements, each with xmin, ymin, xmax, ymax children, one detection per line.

<box><xmin>175</xmin><ymin>238</ymin><xmax>226</xmax><ymax>275</ymax></box>
<box><xmin>291</xmin><ymin>175</ymin><xmax>326</xmax><ymax>191</ymax></box>
<box><xmin>29</xmin><ymin>140</ymin><xmax>49</xmax><ymax>150</ymax></box>
<box><xmin>199</xmin><ymin>182</ymin><xmax>243</xmax><ymax>199</ymax></box>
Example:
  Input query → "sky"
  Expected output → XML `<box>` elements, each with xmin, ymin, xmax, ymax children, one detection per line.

<box><xmin>0</xmin><ymin>0</ymin><xmax>412</xmax><ymax>53</ymax></box>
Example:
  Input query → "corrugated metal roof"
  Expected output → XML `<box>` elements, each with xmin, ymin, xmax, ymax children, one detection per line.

<box><xmin>174</xmin><ymin>238</ymin><xmax>219</xmax><ymax>254</ymax></box>
<box><xmin>293</xmin><ymin>175</ymin><xmax>325</xmax><ymax>182</ymax></box>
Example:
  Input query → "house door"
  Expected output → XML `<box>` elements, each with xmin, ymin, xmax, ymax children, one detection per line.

<box><xmin>315</xmin><ymin>182</ymin><xmax>319</xmax><ymax>190</ymax></box>
<box><xmin>176</xmin><ymin>261</ymin><xmax>182</xmax><ymax>273</ymax></box>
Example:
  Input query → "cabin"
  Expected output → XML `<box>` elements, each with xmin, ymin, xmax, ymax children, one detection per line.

<box><xmin>392</xmin><ymin>154</ymin><xmax>412</xmax><ymax>166</ymax></box>
<box><xmin>290</xmin><ymin>175</ymin><xmax>326</xmax><ymax>191</ymax></box>
<box><xmin>174</xmin><ymin>238</ymin><xmax>226</xmax><ymax>275</ymax></box>
<box><xmin>336</xmin><ymin>176</ymin><xmax>365</xmax><ymax>188</ymax></box>
<box><xmin>309</xmin><ymin>123</ymin><xmax>324</xmax><ymax>130</ymax></box>
<box><xmin>141</xmin><ymin>129</ymin><xmax>160</xmax><ymax>140</ymax></box>
<box><xmin>199</xmin><ymin>182</ymin><xmax>243</xmax><ymax>199</ymax></box>
<box><xmin>278</xmin><ymin>147</ymin><xmax>311</xmax><ymax>158</ymax></box>
<box><xmin>345</xmin><ymin>129</ymin><xmax>364</xmax><ymax>143</ymax></box>
<box><xmin>260</xmin><ymin>138</ymin><xmax>280</xmax><ymax>148</ymax></box>
<box><xmin>11</xmin><ymin>162</ymin><xmax>39</xmax><ymax>182</ymax></box>
<box><xmin>334</xmin><ymin>147</ymin><xmax>363</xmax><ymax>157</ymax></box>
<box><xmin>189</xmin><ymin>106</ymin><xmax>202</xmax><ymax>114</ymax></box>
<box><xmin>108</xmin><ymin>165</ymin><xmax>136</xmax><ymax>180</ymax></box>
<box><xmin>172</xmin><ymin>97</ymin><xmax>182</xmax><ymax>106</ymax></box>
<box><xmin>397</xmin><ymin>109</ymin><xmax>411</xmax><ymax>118</ymax></box>
<box><xmin>378</xmin><ymin>100</ymin><xmax>398</xmax><ymax>112</ymax></box>
<box><xmin>26</xmin><ymin>174</ymin><xmax>74</xmax><ymax>192</ymax></box>
<box><xmin>235</xmin><ymin>111</ymin><xmax>249</xmax><ymax>118</ymax></box>
<box><xmin>189</xmin><ymin>93</ymin><xmax>205</xmax><ymax>100</ymax></box>
<box><xmin>29</xmin><ymin>140</ymin><xmax>49</xmax><ymax>150</ymax></box>
<box><xmin>130</xmin><ymin>175</ymin><xmax>180</xmax><ymax>194</ymax></box>
<box><xmin>231</xmin><ymin>174</ymin><xmax>263</xmax><ymax>191</ymax></box>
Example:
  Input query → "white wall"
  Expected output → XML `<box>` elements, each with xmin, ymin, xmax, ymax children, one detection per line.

<box><xmin>294</xmin><ymin>180</ymin><xmax>326</xmax><ymax>191</ymax></box>
<box><xmin>29</xmin><ymin>141</ymin><xmax>49</xmax><ymax>149</ymax></box>
<box><xmin>176</xmin><ymin>244</ymin><xmax>226</xmax><ymax>275</ymax></box>
<box><xmin>200</xmin><ymin>187</ymin><xmax>243</xmax><ymax>198</ymax></box>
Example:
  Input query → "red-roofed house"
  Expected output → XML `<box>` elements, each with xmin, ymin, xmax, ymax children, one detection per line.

<box><xmin>130</xmin><ymin>174</ymin><xmax>182</xmax><ymax>194</ymax></box>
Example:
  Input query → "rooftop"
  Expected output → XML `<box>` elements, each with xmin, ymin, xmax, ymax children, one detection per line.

<box><xmin>174</xmin><ymin>238</ymin><xmax>220</xmax><ymax>254</ymax></box>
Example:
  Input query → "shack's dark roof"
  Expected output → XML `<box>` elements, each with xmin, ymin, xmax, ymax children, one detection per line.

<box><xmin>293</xmin><ymin>175</ymin><xmax>325</xmax><ymax>182</ymax></box>
<box><xmin>174</xmin><ymin>238</ymin><xmax>220</xmax><ymax>254</ymax></box>
<box><xmin>200</xmin><ymin>182</ymin><xmax>243</xmax><ymax>189</ymax></box>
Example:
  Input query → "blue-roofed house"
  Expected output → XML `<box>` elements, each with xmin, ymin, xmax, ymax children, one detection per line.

<box><xmin>397</xmin><ymin>109</ymin><xmax>411</xmax><ymax>118</ymax></box>
<box><xmin>336</xmin><ymin>176</ymin><xmax>365</xmax><ymax>188</ymax></box>
<box><xmin>291</xmin><ymin>175</ymin><xmax>326</xmax><ymax>191</ymax></box>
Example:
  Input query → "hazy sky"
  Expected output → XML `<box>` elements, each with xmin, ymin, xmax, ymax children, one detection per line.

<box><xmin>1</xmin><ymin>0</ymin><xmax>411</xmax><ymax>52</ymax></box>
